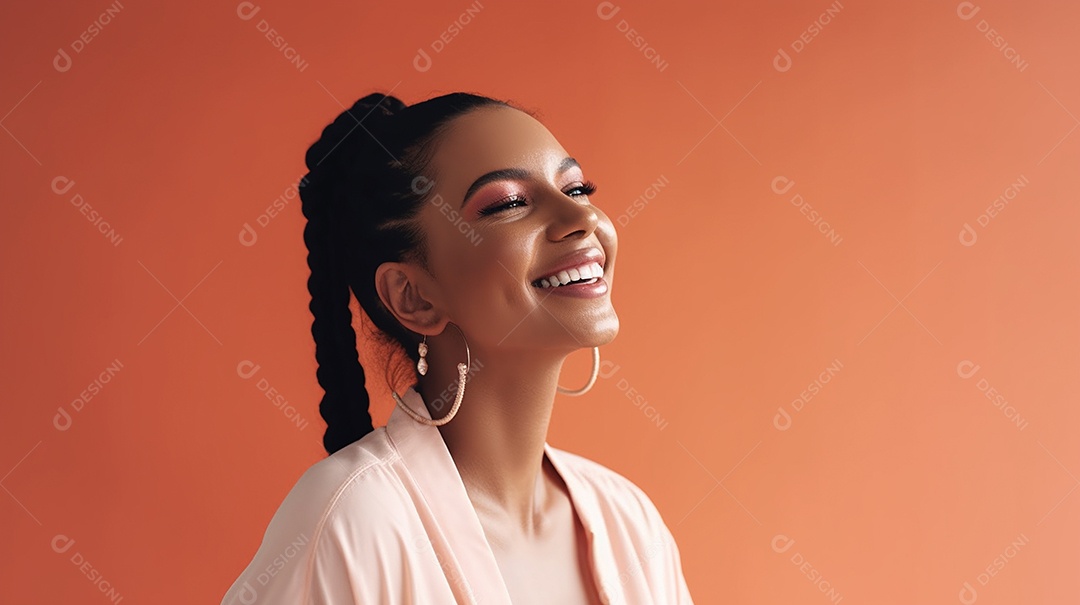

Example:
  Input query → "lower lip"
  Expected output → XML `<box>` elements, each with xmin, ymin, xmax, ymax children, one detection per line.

<box><xmin>533</xmin><ymin>277</ymin><xmax>609</xmax><ymax>298</ymax></box>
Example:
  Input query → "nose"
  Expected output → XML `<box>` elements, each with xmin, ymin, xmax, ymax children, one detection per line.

<box><xmin>544</xmin><ymin>188</ymin><xmax>599</xmax><ymax>241</ymax></box>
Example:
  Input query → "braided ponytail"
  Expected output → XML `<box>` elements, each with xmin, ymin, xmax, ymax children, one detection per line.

<box><xmin>299</xmin><ymin>91</ymin><xmax>518</xmax><ymax>455</ymax></box>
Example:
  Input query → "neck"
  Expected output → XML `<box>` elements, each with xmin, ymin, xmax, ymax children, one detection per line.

<box><xmin>416</xmin><ymin>349</ymin><xmax>567</xmax><ymax>535</ymax></box>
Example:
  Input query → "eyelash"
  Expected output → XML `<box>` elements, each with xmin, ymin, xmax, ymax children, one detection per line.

<box><xmin>478</xmin><ymin>180</ymin><xmax>598</xmax><ymax>216</ymax></box>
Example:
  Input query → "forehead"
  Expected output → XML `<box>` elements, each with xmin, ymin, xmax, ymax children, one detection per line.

<box><xmin>427</xmin><ymin>106</ymin><xmax>574</xmax><ymax>189</ymax></box>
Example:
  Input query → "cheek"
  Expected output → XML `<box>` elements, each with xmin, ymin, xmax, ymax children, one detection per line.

<box><xmin>463</xmin><ymin>233</ymin><xmax>532</xmax><ymax>291</ymax></box>
<box><xmin>427</xmin><ymin>218</ymin><xmax>536</xmax><ymax>306</ymax></box>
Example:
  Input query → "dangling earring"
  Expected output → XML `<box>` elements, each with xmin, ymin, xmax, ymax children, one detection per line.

<box><xmin>392</xmin><ymin>323</ymin><xmax>470</xmax><ymax>426</ymax></box>
<box><xmin>557</xmin><ymin>346</ymin><xmax>600</xmax><ymax>396</ymax></box>
<box><xmin>416</xmin><ymin>335</ymin><xmax>428</xmax><ymax>376</ymax></box>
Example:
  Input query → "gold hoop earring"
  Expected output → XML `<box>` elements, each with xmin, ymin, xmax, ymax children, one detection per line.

<box><xmin>392</xmin><ymin>323</ymin><xmax>470</xmax><ymax>426</ymax></box>
<box><xmin>557</xmin><ymin>347</ymin><xmax>600</xmax><ymax>396</ymax></box>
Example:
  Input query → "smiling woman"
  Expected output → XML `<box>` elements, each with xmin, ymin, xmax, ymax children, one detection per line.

<box><xmin>219</xmin><ymin>91</ymin><xmax>693</xmax><ymax>605</ymax></box>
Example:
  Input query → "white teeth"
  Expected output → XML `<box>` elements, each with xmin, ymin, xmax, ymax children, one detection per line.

<box><xmin>534</xmin><ymin>261</ymin><xmax>604</xmax><ymax>288</ymax></box>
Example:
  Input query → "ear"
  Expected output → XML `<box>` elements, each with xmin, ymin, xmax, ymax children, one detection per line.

<box><xmin>374</xmin><ymin>261</ymin><xmax>448</xmax><ymax>336</ymax></box>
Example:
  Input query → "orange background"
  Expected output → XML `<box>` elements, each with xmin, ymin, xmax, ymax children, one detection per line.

<box><xmin>2</xmin><ymin>0</ymin><xmax>1078</xmax><ymax>603</ymax></box>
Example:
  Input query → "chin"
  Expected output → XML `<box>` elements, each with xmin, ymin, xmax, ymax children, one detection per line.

<box><xmin>586</xmin><ymin>313</ymin><xmax>620</xmax><ymax>346</ymax></box>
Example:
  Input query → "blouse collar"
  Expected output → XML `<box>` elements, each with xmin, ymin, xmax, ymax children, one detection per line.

<box><xmin>384</xmin><ymin>385</ymin><xmax>623</xmax><ymax>604</ymax></box>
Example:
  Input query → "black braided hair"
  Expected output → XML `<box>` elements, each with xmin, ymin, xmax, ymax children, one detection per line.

<box><xmin>300</xmin><ymin>91</ymin><xmax>522</xmax><ymax>455</ymax></box>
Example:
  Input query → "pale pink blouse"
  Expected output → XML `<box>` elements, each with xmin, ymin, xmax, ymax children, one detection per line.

<box><xmin>221</xmin><ymin>386</ymin><xmax>693</xmax><ymax>604</ymax></box>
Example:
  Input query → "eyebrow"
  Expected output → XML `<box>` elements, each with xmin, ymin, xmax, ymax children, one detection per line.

<box><xmin>460</xmin><ymin>156</ymin><xmax>581</xmax><ymax>209</ymax></box>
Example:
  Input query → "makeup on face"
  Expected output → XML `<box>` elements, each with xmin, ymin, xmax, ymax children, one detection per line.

<box><xmin>460</xmin><ymin>156</ymin><xmax>586</xmax><ymax>216</ymax></box>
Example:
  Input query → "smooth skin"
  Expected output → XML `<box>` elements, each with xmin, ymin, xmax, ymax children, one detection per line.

<box><xmin>374</xmin><ymin>105</ymin><xmax>619</xmax><ymax>604</ymax></box>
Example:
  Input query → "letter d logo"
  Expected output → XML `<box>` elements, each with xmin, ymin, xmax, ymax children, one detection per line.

<box><xmin>238</xmin><ymin>222</ymin><xmax>258</xmax><ymax>247</ymax></box>
<box><xmin>53</xmin><ymin>48</ymin><xmax>73</xmax><ymax>73</ymax></box>
<box><xmin>956</xmin><ymin>2</ymin><xmax>980</xmax><ymax>21</ymax></box>
<box><xmin>773</xmin><ymin>407</ymin><xmax>792</xmax><ymax>431</ymax></box>
<box><xmin>239</xmin><ymin>580</ymin><xmax>259</xmax><ymax>604</ymax></box>
<box><xmin>958</xmin><ymin>222</ymin><xmax>977</xmax><ymax>247</ymax></box>
<box><xmin>956</xmin><ymin>360</ymin><xmax>980</xmax><ymax>379</ymax></box>
<box><xmin>52</xmin><ymin>176</ymin><xmax>76</xmax><ymax>195</ymax></box>
<box><xmin>237</xmin><ymin>360</ymin><xmax>261</xmax><ymax>379</ymax></box>
<box><xmin>771</xmin><ymin>176</ymin><xmax>795</xmax><ymax>195</ymax></box>
<box><xmin>958</xmin><ymin>580</ymin><xmax>978</xmax><ymax>604</ymax></box>
<box><xmin>771</xmin><ymin>534</ymin><xmax>795</xmax><ymax>553</ymax></box>
<box><xmin>413</xmin><ymin>49</ymin><xmax>432</xmax><ymax>72</ymax></box>
<box><xmin>596</xmin><ymin>1</ymin><xmax>621</xmax><ymax>21</ymax></box>
<box><xmin>773</xmin><ymin>48</ymin><xmax>792</xmax><ymax>72</ymax></box>
<box><xmin>51</xmin><ymin>534</ymin><xmax>75</xmax><ymax>554</ymax></box>
<box><xmin>237</xmin><ymin>2</ymin><xmax>261</xmax><ymax>20</ymax></box>
<box><xmin>598</xmin><ymin>360</ymin><xmax>621</xmax><ymax>379</ymax></box>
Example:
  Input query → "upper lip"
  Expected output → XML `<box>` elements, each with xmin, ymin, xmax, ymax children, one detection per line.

<box><xmin>531</xmin><ymin>247</ymin><xmax>606</xmax><ymax>285</ymax></box>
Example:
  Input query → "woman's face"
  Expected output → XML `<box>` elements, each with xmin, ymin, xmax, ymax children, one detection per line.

<box><xmin>413</xmin><ymin>105</ymin><xmax>619</xmax><ymax>356</ymax></box>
